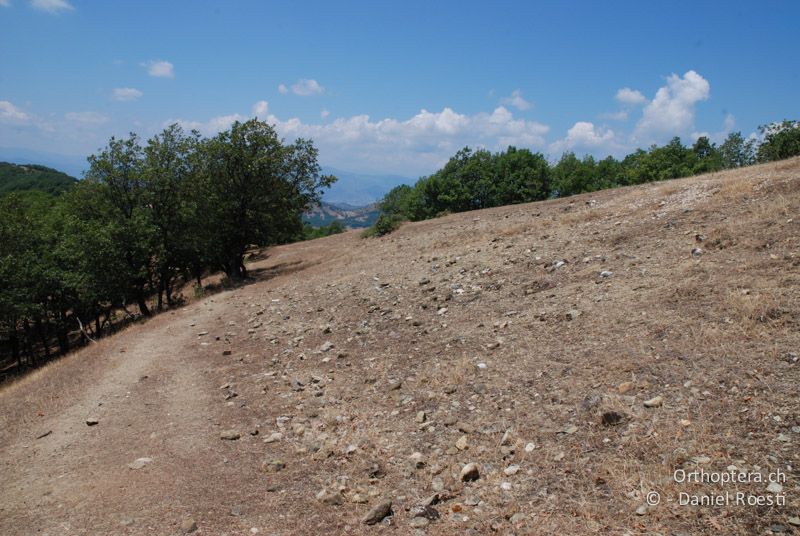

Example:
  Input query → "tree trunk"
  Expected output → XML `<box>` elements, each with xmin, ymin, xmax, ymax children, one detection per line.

<box><xmin>35</xmin><ymin>316</ymin><xmax>51</xmax><ymax>361</ymax></box>
<box><xmin>137</xmin><ymin>294</ymin><xmax>151</xmax><ymax>317</ymax></box>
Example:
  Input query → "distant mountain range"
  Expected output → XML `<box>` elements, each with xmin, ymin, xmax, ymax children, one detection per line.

<box><xmin>321</xmin><ymin>167</ymin><xmax>413</xmax><ymax>206</ymax></box>
<box><xmin>304</xmin><ymin>202</ymin><xmax>380</xmax><ymax>228</ymax></box>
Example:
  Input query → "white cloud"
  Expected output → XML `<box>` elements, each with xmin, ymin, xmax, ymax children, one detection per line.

<box><xmin>0</xmin><ymin>0</ymin><xmax>11</xmax><ymax>7</ymax></box>
<box><xmin>252</xmin><ymin>100</ymin><xmax>269</xmax><ymax>116</ymax></box>
<box><xmin>144</xmin><ymin>60</ymin><xmax>175</xmax><ymax>78</ymax></box>
<box><xmin>286</xmin><ymin>78</ymin><xmax>325</xmax><ymax>96</ymax></box>
<box><xmin>500</xmin><ymin>89</ymin><xmax>531</xmax><ymax>111</ymax></box>
<box><xmin>320</xmin><ymin>109</ymin><xmax>330</xmax><ymax>119</ymax></box>
<box><xmin>30</xmin><ymin>0</ymin><xmax>73</xmax><ymax>13</ymax></box>
<box><xmin>112</xmin><ymin>87</ymin><xmax>143</xmax><ymax>102</ymax></box>
<box><xmin>615</xmin><ymin>87</ymin><xmax>646</xmax><ymax>105</ymax></box>
<box><xmin>549</xmin><ymin>121</ymin><xmax>619</xmax><ymax>155</ymax></box>
<box><xmin>0</xmin><ymin>100</ymin><xmax>29</xmax><ymax>123</ymax></box>
<box><xmin>634</xmin><ymin>70</ymin><xmax>710</xmax><ymax>144</ymax></box>
<box><xmin>169</xmin><ymin>114</ymin><xmax>246</xmax><ymax>136</ymax></box>
<box><xmin>65</xmin><ymin>111</ymin><xmax>109</xmax><ymax>125</ymax></box>
<box><xmin>278</xmin><ymin>84</ymin><xmax>288</xmax><ymax>95</ymax></box>
<box><xmin>171</xmin><ymin>105</ymin><xmax>549</xmax><ymax>176</ymax></box>
<box><xmin>692</xmin><ymin>113</ymin><xmax>736</xmax><ymax>144</ymax></box>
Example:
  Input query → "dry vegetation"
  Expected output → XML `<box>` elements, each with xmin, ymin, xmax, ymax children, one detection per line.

<box><xmin>1</xmin><ymin>158</ymin><xmax>798</xmax><ymax>535</ymax></box>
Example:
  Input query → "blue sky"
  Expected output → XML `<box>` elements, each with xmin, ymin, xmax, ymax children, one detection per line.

<box><xmin>1</xmin><ymin>0</ymin><xmax>798</xmax><ymax>177</ymax></box>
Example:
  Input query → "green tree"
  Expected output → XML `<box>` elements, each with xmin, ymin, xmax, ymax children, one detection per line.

<box><xmin>82</xmin><ymin>134</ymin><xmax>157</xmax><ymax>316</ymax></box>
<box><xmin>200</xmin><ymin>119</ymin><xmax>334</xmax><ymax>279</ymax></box>
<box><xmin>756</xmin><ymin>120</ymin><xmax>800</xmax><ymax>162</ymax></box>
<box><xmin>719</xmin><ymin>131</ymin><xmax>755</xmax><ymax>169</ymax></box>
<box><xmin>691</xmin><ymin>136</ymin><xmax>723</xmax><ymax>174</ymax></box>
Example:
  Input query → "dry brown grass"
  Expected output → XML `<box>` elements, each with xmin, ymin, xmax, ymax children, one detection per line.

<box><xmin>1</xmin><ymin>158</ymin><xmax>798</xmax><ymax>535</ymax></box>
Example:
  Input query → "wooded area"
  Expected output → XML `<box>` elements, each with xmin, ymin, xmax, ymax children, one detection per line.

<box><xmin>0</xmin><ymin>119</ymin><xmax>333</xmax><ymax>375</ymax></box>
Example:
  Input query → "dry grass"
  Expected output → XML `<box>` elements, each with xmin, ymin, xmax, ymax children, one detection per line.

<box><xmin>0</xmin><ymin>158</ymin><xmax>798</xmax><ymax>535</ymax></box>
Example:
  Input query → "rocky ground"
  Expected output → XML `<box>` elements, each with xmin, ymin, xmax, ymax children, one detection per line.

<box><xmin>1</xmin><ymin>158</ymin><xmax>799</xmax><ymax>535</ymax></box>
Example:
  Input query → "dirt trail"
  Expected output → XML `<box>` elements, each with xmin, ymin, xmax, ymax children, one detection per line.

<box><xmin>0</xmin><ymin>300</ymin><xmax>224</xmax><ymax>534</ymax></box>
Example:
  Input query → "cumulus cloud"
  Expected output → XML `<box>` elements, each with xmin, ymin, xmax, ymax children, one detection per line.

<box><xmin>0</xmin><ymin>0</ymin><xmax>11</xmax><ymax>8</ymax></box>
<box><xmin>320</xmin><ymin>109</ymin><xmax>330</xmax><ymax>119</ymax></box>
<box><xmin>144</xmin><ymin>60</ymin><xmax>175</xmax><ymax>78</ymax></box>
<box><xmin>634</xmin><ymin>70</ymin><xmax>710</xmax><ymax>144</ymax></box>
<box><xmin>65</xmin><ymin>111</ymin><xmax>109</xmax><ymax>125</ymax></box>
<box><xmin>30</xmin><ymin>0</ymin><xmax>73</xmax><ymax>13</ymax></box>
<box><xmin>0</xmin><ymin>100</ymin><xmax>29</xmax><ymax>123</ymax></box>
<box><xmin>169</xmin><ymin>114</ymin><xmax>246</xmax><ymax>136</ymax></box>
<box><xmin>252</xmin><ymin>100</ymin><xmax>269</xmax><ymax>116</ymax></box>
<box><xmin>112</xmin><ymin>87</ymin><xmax>143</xmax><ymax>102</ymax></box>
<box><xmin>616</xmin><ymin>87</ymin><xmax>646</xmax><ymax>105</ymax></box>
<box><xmin>549</xmin><ymin>121</ymin><xmax>619</xmax><ymax>155</ymax></box>
<box><xmin>500</xmin><ymin>89</ymin><xmax>531</xmax><ymax>111</ymax></box>
<box><xmin>171</xmin><ymin>106</ymin><xmax>549</xmax><ymax>175</ymax></box>
<box><xmin>281</xmin><ymin>79</ymin><xmax>325</xmax><ymax>96</ymax></box>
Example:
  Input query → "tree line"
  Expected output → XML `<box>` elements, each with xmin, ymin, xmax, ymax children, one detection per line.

<box><xmin>375</xmin><ymin>120</ymin><xmax>800</xmax><ymax>231</ymax></box>
<box><xmin>0</xmin><ymin>119</ymin><xmax>333</xmax><ymax>371</ymax></box>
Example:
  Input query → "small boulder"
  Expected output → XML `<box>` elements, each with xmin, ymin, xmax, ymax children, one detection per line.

<box><xmin>220</xmin><ymin>430</ymin><xmax>241</xmax><ymax>440</ymax></box>
<box><xmin>460</xmin><ymin>463</ymin><xmax>480</xmax><ymax>482</ymax></box>
<box><xmin>362</xmin><ymin>500</ymin><xmax>393</xmax><ymax>525</ymax></box>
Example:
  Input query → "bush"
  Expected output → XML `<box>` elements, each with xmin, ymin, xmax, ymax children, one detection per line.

<box><xmin>362</xmin><ymin>214</ymin><xmax>402</xmax><ymax>237</ymax></box>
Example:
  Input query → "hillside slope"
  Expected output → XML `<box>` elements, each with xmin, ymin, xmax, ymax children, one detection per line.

<box><xmin>0</xmin><ymin>161</ymin><xmax>77</xmax><ymax>195</ymax></box>
<box><xmin>0</xmin><ymin>158</ymin><xmax>798</xmax><ymax>535</ymax></box>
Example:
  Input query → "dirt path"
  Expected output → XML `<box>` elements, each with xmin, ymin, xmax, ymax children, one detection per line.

<box><xmin>0</xmin><ymin>297</ymin><xmax>236</xmax><ymax>535</ymax></box>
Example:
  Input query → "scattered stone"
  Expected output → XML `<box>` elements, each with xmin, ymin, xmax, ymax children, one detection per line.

<box><xmin>262</xmin><ymin>459</ymin><xmax>285</xmax><ymax>473</ymax></box>
<box><xmin>222</xmin><ymin>349</ymin><xmax>232</xmax><ymax>356</ymax></box>
<box><xmin>767</xmin><ymin>481</ymin><xmax>783</xmax><ymax>493</ymax></box>
<box><xmin>599</xmin><ymin>270</ymin><xmax>614</xmax><ymax>278</ymax></box>
<box><xmin>643</xmin><ymin>396</ymin><xmax>663</xmax><ymax>408</ymax></box>
<box><xmin>120</xmin><ymin>517</ymin><xmax>135</xmax><ymax>526</ymax></box>
<box><xmin>409</xmin><ymin>517</ymin><xmax>429</xmax><ymax>528</ymax></box>
<box><xmin>565</xmin><ymin>309</ymin><xmax>581</xmax><ymax>321</ymax></box>
<box><xmin>362</xmin><ymin>500</ymin><xmax>393</xmax><ymax>525</ymax></box>
<box><xmin>388</xmin><ymin>379</ymin><xmax>402</xmax><ymax>390</ymax></box>
<box><xmin>220</xmin><ymin>430</ymin><xmax>241</xmax><ymax>440</ymax></box>
<box><xmin>524</xmin><ymin>442</ymin><xmax>535</xmax><ymax>453</ymax></box>
<box><xmin>350</xmin><ymin>493</ymin><xmax>368</xmax><ymax>504</ymax></box>
<box><xmin>263</xmin><ymin>432</ymin><xmax>283</xmax><ymax>443</ymax></box>
<box><xmin>691</xmin><ymin>247</ymin><xmax>703</xmax><ymax>257</ymax></box>
<box><xmin>788</xmin><ymin>517</ymin><xmax>800</xmax><ymax>527</ymax></box>
<box><xmin>410</xmin><ymin>452</ymin><xmax>425</xmax><ymax>469</ymax></box>
<box><xmin>635</xmin><ymin>505</ymin><xmax>648</xmax><ymax>516</ymax></box>
<box><xmin>460</xmin><ymin>463</ymin><xmax>480</xmax><ymax>482</ymax></box>
<box><xmin>85</xmin><ymin>416</ymin><xmax>99</xmax><ymax>426</ymax></box>
<box><xmin>180</xmin><ymin>518</ymin><xmax>197</xmax><ymax>533</ymax></box>
<box><xmin>504</xmin><ymin>465</ymin><xmax>520</xmax><ymax>476</ymax></box>
<box><xmin>500</xmin><ymin>430</ymin><xmax>512</xmax><ymax>446</ymax></box>
<box><xmin>416</xmin><ymin>411</ymin><xmax>427</xmax><ymax>423</ymax></box>
<box><xmin>128</xmin><ymin>457</ymin><xmax>153</xmax><ymax>470</ymax></box>
<box><xmin>500</xmin><ymin>481</ymin><xmax>512</xmax><ymax>491</ymax></box>
<box><xmin>316</xmin><ymin>488</ymin><xmax>344</xmax><ymax>506</ymax></box>
<box><xmin>509</xmin><ymin>512</ymin><xmax>527</xmax><ymax>524</ymax></box>
<box><xmin>419</xmin><ymin>278</ymin><xmax>431</xmax><ymax>285</ymax></box>
<box><xmin>319</xmin><ymin>341</ymin><xmax>334</xmax><ymax>352</ymax></box>
<box><xmin>455</xmin><ymin>436</ymin><xmax>469</xmax><ymax>451</ymax></box>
